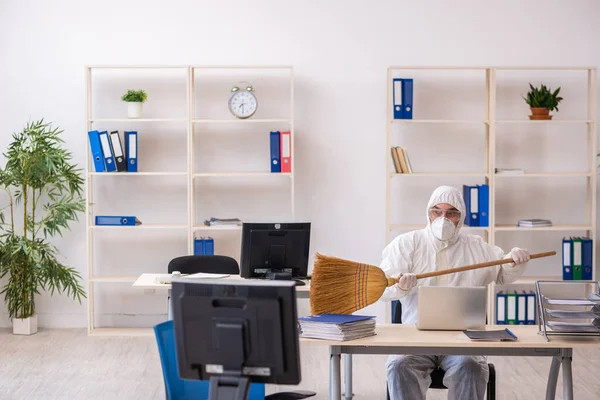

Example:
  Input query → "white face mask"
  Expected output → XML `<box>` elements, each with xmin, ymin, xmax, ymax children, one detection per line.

<box><xmin>431</xmin><ymin>217</ymin><xmax>456</xmax><ymax>241</ymax></box>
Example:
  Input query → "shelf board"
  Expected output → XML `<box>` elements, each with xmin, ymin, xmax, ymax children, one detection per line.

<box><xmin>496</xmin><ymin>276</ymin><xmax>563</xmax><ymax>285</ymax></box>
<box><xmin>194</xmin><ymin>172</ymin><xmax>292</xmax><ymax>177</ymax></box>
<box><xmin>90</xmin><ymin>275</ymin><xmax>138</xmax><ymax>283</ymax></box>
<box><xmin>390</xmin><ymin>224</ymin><xmax>488</xmax><ymax>231</ymax></box>
<box><xmin>90</xmin><ymin>224</ymin><xmax>188</xmax><ymax>230</ymax></box>
<box><xmin>495</xmin><ymin>172</ymin><xmax>592</xmax><ymax>178</ymax></box>
<box><xmin>89</xmin><ymin>327</ymin><xmax>154</xmax><ymax>337</ymax></box>
<box><xmin>391</xmin><ymin>172</ymin><xmax>489</xmax><ymax>177</ymax></box>
<box><xmin>391</xmin><ymin>119</ymin><xmax>489</xmax><ymax>124</ymax></box>
<box><xmin>88</xmin><ymin>118</ymin><xmax>187</xmax><ymax>123</ymax></box>
<box><xmin>89</xmin><ymin>172</ymin><xmax>187</xmax><ymax>177</ymax></box>
<box><xmin>495</xmin><ymin>225</ymin><xmax>592</xmax><ymax>232</ymax></box>
<box><xmin>496</xmin><ymin>120</ymin><xmax>593</xmax><ymax>124</ymax></box>
<box><xmin>193</xmin><ymin>225</ymin><xmax>242</xmax><ymax>231</ymax></box>
<box><xmin>193</xmin><ymin>118</ymin><xmax>291</xmax><ymax>123</ymax></box>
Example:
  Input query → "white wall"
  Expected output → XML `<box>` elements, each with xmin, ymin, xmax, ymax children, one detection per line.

<box><xmin>1</xmin><ymin>0</ymin><xmax>599</xmax><ymax>328</ymax></box>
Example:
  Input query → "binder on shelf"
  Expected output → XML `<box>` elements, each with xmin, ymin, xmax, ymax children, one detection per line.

<box><xmin>526</xmin><ymin>291</ymin><xmax>536</xmax><ymax>325</ymax></box>
<box><xmin>562</xmin><ymin>237</ymin><xmax>573</xmax><ymax>280</ymax></box>
<box><xmin>124</xmin><ymin>131</ymin><xmax>138</xmax><ymax>172</ymax></box>
<box><xmin>88</xmin><ymin>130</ymin><xmax>105</xmax><ymax>172</ymax></box>
<box><xmin>95</xmin><ymin>216</ymin><xmax>141</xmax><ymax>226</ymax></box>
<box><xmin>110</xmin><ymin>131</ymin><xmax>127</xmax><ymax>172</ymax></box>
<box><xmin>392</xmin><ymin>78</ymin><xmax>404</xmax><ymax>119</ymax></box>
<box><xmin>517</xmin><ymin>291</ymin><xmax>527</xmax><ymax>325</ymax></box>
<box><xmin>280</xmin><ymin>131</ymin><xmax>291</xmax><ymax>173</ymax></box>
<box><xmin>401</xmin><ymin>78</ymin><xmax>413</xmax><ymax>119</ymax></box>
<box><xmin>270</xmin><ymin>131</ymin><xmax>281</xmax><ymax>173</ymax></box>
<box><xmin>98</xmin><ymin>131</ymin><xmax>117</xmax><ymax>172</ymax></box>
<box><xmin>506</xmin><ymin>291</ymin><xmax>517</xmax><ymax>325</ymax></box>
<box><xmin>572</xmin><ymin>237</ymin><xmax>583</xmax><ymax>280</ymax></box>
<box><xmin>477</xmin><ymin>184</ymin><xmax>489</xmax><ymax>227</ymax></box>
<box><xmin>463</xmin><ymin>185</ymin><xmax>479</xmax><ymax>226</ymax></box>
<box><xmin>194</xmin><ymin>238</ymin><xmax>204</xmax><ymax>255</ymax></box>
<box><xmin>194</xmin><ymin>237</ymin><xmax>215</xmax><ymax>255</ymax></box>
<box><xmin>496</xmin><ymin>291</ymin><xmax>506</xmax><ymax>324</ymax></box>
<box><xmin>582</xmin><ymin>237</ymin><xmax>593</xmax><ymax>280</ymax></box>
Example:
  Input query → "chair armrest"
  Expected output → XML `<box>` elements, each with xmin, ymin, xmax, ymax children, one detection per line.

<box><xmin>265</xmin><ymin>390</ymin><xmax>316</xmax><ymax>400</ymax></box>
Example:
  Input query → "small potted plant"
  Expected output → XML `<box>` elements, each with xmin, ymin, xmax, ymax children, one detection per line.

<box><xmin>121</xmin><ymin>89</ymin><xmax>148</xmax><ymax>119</ymax></box>
<box><xmin>523</xmin><ymin>83</ymin><xmax>563</xmax><ymax>120</ymax></box>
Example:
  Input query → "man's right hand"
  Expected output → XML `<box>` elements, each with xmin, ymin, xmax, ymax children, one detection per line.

<box><xmin>397</xmin><ymin>273</ymin><xmax>417</xmax><ymax>291</ymax></box>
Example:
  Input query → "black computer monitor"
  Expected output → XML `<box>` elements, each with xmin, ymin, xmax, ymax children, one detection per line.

<box><xmin>171</xmin><ymin>278</ymin><xmax>301</xmax><ymax>400</ymax></box>
<box><xmin>240</xmin><ymin>222</ymin><xmax>311</xmax><ymax>282</ymax></box>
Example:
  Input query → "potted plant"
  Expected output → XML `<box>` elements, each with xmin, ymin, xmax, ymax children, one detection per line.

<box><xmin>523</xmin><ymin>83</ymin><xmax>563</xmax><ymax>120</ymax></box>
<box><xmin>0</xmin><ymin>119</ymin><xmax>86</xmax><ymax>335</ymax></box>
<box><xmin>121</xmin><ymin>89</ymin><xmax>148</xmax><ymax>119</ymax></box>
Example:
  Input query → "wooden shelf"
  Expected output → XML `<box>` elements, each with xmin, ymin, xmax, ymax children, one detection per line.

<box><xmin>391</xmin><ymin>119</ymin><xmax>489</xmax><ymax>124</ymax></box>
<box><xmin>391</xmin><ymin>172</ymin><xmax>489</xmax><ymax>177</ymax></box>
<box><xmin>192</xmin><ymin>225</ymin><xmax>242</xmax><ymax>231</ymax></box>
<box><xmin>495</xmin><ymin>225</ymin><xmax>592</xmax><ymax>232</ymax></box>
<box><xmin>496</xmin><ymin>276</ymin><xmax>563</xmax><ymax>285</ymax></box>
<box><xmin>88</xmin><ymin>118</ymin><xmax>186</xmax><ymax>123</ymax></box>
<box><xmin>194</xmin><ymin>172</ymin><xmax>292</xmax><ymax>177</ymax></box>
<box><xmin>390</xmin><ymin>224</ymin><xmax>488</xmax><ymax>231</ymax></box>
<box><xmin>90</xmin><ymin>224</ymin><xmax>188</xmax><ymax>230</ymax></box>
<box><xmin>496</xmin><ymin>120</ymin><xmax>593</xmax><ymax>124</ymax></box>
<box><xmin>89</xmin><ymin>172</ymin><xmax>187</xmax><ymax>177</ymax></box>
<box><xmin>193</xmin><ymin>118</ymin><xmax>291</xmax><ymax>123</ymax></box>
<box><xmin>89</xmin><ymin>327</ymin><xmax>154</xmax><ymax>337</ymax></box>
<box><xmin>90</xmin><ymin>275</ymin><xmax>138</xmax><ymax>283</ymax></box>
<box><xmin>495</xmin><ymin>172</ymin><xmax>592</xmax><ymax>178</ymax></box>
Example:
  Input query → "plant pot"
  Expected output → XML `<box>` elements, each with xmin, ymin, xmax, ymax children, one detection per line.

<box><xmin>529</xmin><ymin>107</ymin><xmax>552</xmax><ymax>120</ymax></box>
<box><xmin>13</xmin><ymin>315</ymin><xmax>38</xmax><ymax>335</ymax></box>
<box><xmin>127</xmin><ymin>102</ymin><xmax>143</xmax><ymax>119</ymax></box>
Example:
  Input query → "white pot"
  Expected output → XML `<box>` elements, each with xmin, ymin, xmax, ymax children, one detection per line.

<box><xmin>127</xmin><ymin>102</ymin><xmax>143</xmax><ymax>119</ymax></box>
<box><xmin>13</xmin><ymin>315</ymin><xmax>38</xmax><ymax>335</ymax></box>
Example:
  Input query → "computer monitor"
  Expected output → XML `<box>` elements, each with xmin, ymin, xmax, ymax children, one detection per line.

<box><xmin>240</xmin><ymin>222</ymin><xmax>311</xmax><ymax>282</ymax></box>
<box><xmin>171</xmin><ymin>278</ymin><xmax>301</xmax><ymax>400</ymax></box>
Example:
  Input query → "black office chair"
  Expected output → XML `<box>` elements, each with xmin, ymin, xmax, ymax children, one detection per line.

<box><xmin>386</xmin><ymin>300</ymin><xmax>496</xmax><ymax>400</ymax></box>
<box><xmin>168</xmin><ymin>254</ymin><xmax>241</xmax><ymax>275</ymax></box>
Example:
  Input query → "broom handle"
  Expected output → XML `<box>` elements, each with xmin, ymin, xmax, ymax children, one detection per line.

<box><xmin>408</xmin><ymin>251</ymin><xmax>556</xmax><ymax>280</ymax></box>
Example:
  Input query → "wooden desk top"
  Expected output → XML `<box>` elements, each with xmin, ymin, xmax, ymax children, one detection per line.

<box><xmin>300</xmin><ymin>324</ymin><xmax>600</xmax><ymax>349</ymax></box>
<box><xmin>132</xmin><ymin>273</ymin><xmax>311</xmax><ymax>292</ymax></box>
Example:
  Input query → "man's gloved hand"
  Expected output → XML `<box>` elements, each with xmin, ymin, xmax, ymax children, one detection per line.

<box><xmin>397</xmin><ymin>273</ymin><xmax>417</xmax><ymax>291</ymax></box>
<box><xmin>508</xmin><ymin>247</ymin><xmax>530</xmax><ymax>266</ymax></box>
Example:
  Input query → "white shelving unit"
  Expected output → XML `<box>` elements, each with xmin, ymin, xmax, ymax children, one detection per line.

<box><xmin>386</xmin><ymin>66</ymin><xmax>598</xmax><ymax>323</ymax></box>
<box><xmin>85</xmin><ymin>65</ymin><xmax>294</xmax><ymax>335</ymax></box>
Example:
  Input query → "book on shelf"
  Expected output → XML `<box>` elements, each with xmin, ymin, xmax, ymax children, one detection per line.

<box><xmin>203</xmin><ymin>217</ymin><xmax>242</xmax><ymax>226</ymax></box>
<box><xmin>390</xmin><ymin>146</ymin><xmax>413</xmax><ymax>174</ymax></box>
<box><xmin>270</xmin><ymin>131</ymin><xmax>291</xmax><ymax>173</ymax></box>
<box><xmin>297</xmin><ymin>314</ymin><xmax>376</xmax><ymax>341</ymax></box>
<box><xmin>517</xmin><ymin>219</ymin><xmax>552</xmax><ymax>227</ymax></box>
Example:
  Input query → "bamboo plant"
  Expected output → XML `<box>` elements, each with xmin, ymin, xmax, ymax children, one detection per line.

<box><xmin>0</xmin><ymin>119</ymin><xmax>86</xmax><ymax>320</ymax></box>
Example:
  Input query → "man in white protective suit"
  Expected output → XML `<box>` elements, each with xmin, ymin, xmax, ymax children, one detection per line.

<box><xmin>380</xmin><ymin>185</ymin><xmax>531</xmax><ymax>400</ymax></box>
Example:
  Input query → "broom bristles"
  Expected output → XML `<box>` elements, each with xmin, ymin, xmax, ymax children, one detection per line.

<box><xmin>309</xmin><ymin>253</ymin><xmax>394</xmax><ymax>315</ymax></box>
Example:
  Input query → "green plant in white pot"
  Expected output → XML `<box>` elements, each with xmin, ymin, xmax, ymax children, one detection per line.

<box><xmin>0</xmin><ymin>119</ymin><xmax>86</xmax><ymax>335</ymax></box>
<box><xmin>121</xmin><ymin>89</ymin><xmax>148</xmax><ymax>119</ymax></box>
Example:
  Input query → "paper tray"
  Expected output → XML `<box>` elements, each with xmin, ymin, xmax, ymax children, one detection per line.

<box><xmin>546</xmin><ymin>321</ymin><xmax>600</xmax><ymax>333</ymax></box>
<box><xmin>542</xmin><ymin>293</ymin><xmax>600</xmax><ymax>306</ymax></box>
<box><xmin>545</xmin><ymin>309</ymin><xmax>600</xmax><ymax>319</ymax></box>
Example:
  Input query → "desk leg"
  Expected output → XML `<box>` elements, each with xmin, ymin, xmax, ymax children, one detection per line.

<box><xmin>330</xmin><ymin>346</ymin><xmax>341</xmax><ymax>400</ymax></box>
<box><xmin>545</xmin><ymin>356</ymin><xmax>560</xmax><ymax>400</ymax></box>
<box><xmin>561</xmin><ymin>349</ymin><xmax>573</xmax><ymax>400</ymax></box>
<box><xmin>343</xmin><ymin>354</ymin><xmax>353</xmax><ymax>399</ymax></box>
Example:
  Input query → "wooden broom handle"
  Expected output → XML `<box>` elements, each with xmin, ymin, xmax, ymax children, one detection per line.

<box><xmin>413</xmin><ymin>251</ymin><xmax>556</xmax><ymax>280</ymax></box>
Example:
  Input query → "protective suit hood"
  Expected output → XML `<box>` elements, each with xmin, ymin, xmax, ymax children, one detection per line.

<box><xmin>425</xmin><ymin>185</ymin><xmax>465</xmax><ymax>243</ymax></box>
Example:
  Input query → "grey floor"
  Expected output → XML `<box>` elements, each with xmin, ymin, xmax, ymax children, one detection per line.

<box><xmin>1</xmin><ymin>328</ymin><xmax>600</xmax><ymax>400</ymax></box>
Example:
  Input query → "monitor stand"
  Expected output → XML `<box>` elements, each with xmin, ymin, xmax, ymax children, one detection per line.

<box><xmin>266</xmin><ymin>271</ymin><xmax>292</xmax><ymax>281</ymax></box>
<box><xmin>208</xmin><ymin>375</ymin><xmax>250</xmax><ymax>400</ymax></box>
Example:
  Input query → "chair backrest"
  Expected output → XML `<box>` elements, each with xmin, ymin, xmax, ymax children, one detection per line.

<box><xmin>391</xmin><ymin>300</ymin><xmax>402</xmax><ymax>324</ymax></box>
<box><xmin>154</xmin><ymin>320</ymin><xmax>266</xmax><ymax>400</ymax></box>
<box><xmin>167</xmin><ymin>255</ymin><xmax>240</xmax><ymax>275</ymax></box>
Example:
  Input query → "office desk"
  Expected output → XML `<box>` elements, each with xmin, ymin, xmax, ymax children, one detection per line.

<box><xmin>300</xmin><ymin>324</ymin><xmax>600</xmax><ymax>400</ymax></box>
<box><xmin>132</xmin><ymin>273</ymin><xmax>310</xmax><ymax>298</ymax></box>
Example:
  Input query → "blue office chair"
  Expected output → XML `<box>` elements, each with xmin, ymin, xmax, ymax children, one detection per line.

<box><xmin>385</xmin><ymin>300</ymin><xmax>496</xmax><ymax>400</ymax></box>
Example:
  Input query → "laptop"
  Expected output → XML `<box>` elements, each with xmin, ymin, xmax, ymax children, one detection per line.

<box><xmin>416</xmin><ymin>286</ymin><xmax>487</xmax><ymax>330</ymax></box>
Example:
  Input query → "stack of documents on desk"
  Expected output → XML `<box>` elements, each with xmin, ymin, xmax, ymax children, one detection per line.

<box><xmin>298</xmin><ymin>314</ymin><xmax>376</xmax><ymax>341</ymax></box>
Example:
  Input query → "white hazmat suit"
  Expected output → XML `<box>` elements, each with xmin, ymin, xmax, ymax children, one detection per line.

<box><xmin>381</xmin><ymin>186</ymin><xmax>529</xmax><ymax>400</ymax></box>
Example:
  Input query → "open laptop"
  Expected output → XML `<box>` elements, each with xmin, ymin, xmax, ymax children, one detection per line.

<box><xmin>416</xmin><ymin>286</ymin><xmax>487</xmax><ymax>330</ymax></box>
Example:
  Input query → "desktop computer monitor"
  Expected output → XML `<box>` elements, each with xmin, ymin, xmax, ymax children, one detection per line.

<box><xmin>240</xmin><ymin>222</ymin><xmax>310</xmax><ymax>282</ymax></box>
<box><xmin>171</xmin><ymin>278</ymin><xmax>301</xmax><ymax>400</ymax></box>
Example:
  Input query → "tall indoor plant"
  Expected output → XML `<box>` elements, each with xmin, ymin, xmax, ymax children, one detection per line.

<box><xmin>0</xmin><ymin>119</ymin><xmax>86</xmax><ymax>335</ymax></box>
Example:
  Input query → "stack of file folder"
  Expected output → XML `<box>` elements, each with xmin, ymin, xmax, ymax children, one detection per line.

<box><xmin>88</xmin><ymin>130</ymin><xmax>138</xmax><ymax>172</ymax></box>
<box><xmin>297</xmin><ymin>314</ymin><xmax>376</xmax><ymax>341</ymax></box>
<box><xmin>562</xmin><ymin>236</ymin><xmax>593</xmax><ymax>280</ymax></box>
<box><xmin>496</xmin><ymin>290</ymin><xmax>537</xmax><ymax>325</ymax></box>
<box><xmin>518</xmin><ymin>219</ymin><xmax>552</xmax><ymax>228</ymax></box>
<box><xmin>204</xmin><ymin>217</ymin><xmax>242</xmax><ymax>227</ymax></box>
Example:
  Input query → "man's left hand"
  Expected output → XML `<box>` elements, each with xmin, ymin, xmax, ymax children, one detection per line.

<box><xmin>510</xmin><ymin>247</ymin><xmax>530</xmax><ymax>265</ymax></box>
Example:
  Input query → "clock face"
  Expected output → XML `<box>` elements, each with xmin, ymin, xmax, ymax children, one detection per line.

<box><xmin>229</xmin><ymin>90</ymin><xmax>257</xmax><ymax>119</ymax></box>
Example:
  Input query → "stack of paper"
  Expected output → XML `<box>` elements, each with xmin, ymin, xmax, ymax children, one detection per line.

<box><xmin>517</xmin><ymin>219</ymin><xmax>552</xmax><ymax>228</ymax></box>
<box><xmin>298</xmin><ymin>314</ymin><xmax>376</xmax><ymax>341</ymax></box>
<box><xmin>204</xmin><ymin>217</ymin><xmax>242</xmax><ymax>226</ymax></box>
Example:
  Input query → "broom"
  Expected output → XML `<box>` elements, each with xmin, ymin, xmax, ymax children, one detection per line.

<box><xmin>309</xmin><ymin>250</ymin><xmax>556</xmax><ymax>315</ymax></box>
